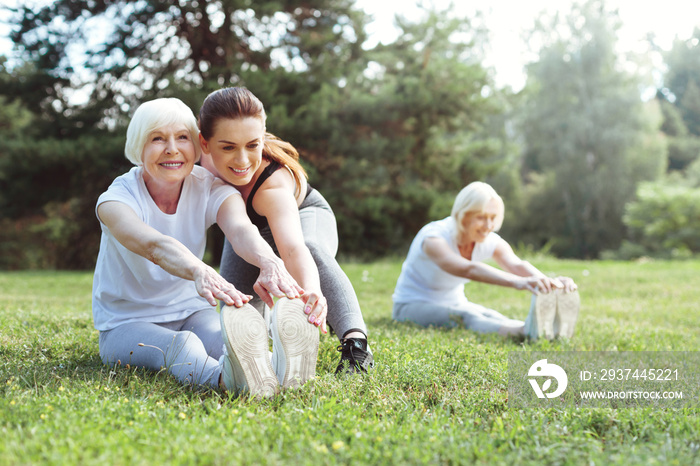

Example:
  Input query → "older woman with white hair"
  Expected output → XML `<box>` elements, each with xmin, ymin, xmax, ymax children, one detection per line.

<box><xmin>92</xmin><ymin>97</ymin><xmax>303</xmax><ymax>398</ymax></box>
<box><xmin>392</xmin><ymin>181</ymin><xmax>579</xmax><ymax>339</ymax></box>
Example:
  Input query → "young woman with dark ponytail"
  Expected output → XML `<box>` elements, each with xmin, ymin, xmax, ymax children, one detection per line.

<box><xmin>198</xmin><ymin>87</ymin><xmax>373</xmax><ymax>379</ymax></box>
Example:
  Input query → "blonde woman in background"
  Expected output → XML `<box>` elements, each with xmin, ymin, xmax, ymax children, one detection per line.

<box><xmin>392</xmin><ymin>181</ymin><xmax>580</xmax><ymax>339</ymax></box>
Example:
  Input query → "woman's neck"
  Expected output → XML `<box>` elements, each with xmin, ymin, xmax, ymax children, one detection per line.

<box><xmin>456</xmin><ymin>232</ymin><xmax>476</xmax><ymax>260</ymax></box>
<box><xmin>144</xmin><ymin>176</ymin><xmax>183</xmax><ymax>214</ymax></box>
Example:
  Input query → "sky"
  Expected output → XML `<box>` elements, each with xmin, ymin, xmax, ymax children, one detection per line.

<box><xmin>355</xmin><ymin>0</ymin><xmax>700</xmax><ymax>90</ymax></box>
<box><xmin>1</xmin><ymin>0</ymin><xmax>699</xmax><ymax>91</ymax></box>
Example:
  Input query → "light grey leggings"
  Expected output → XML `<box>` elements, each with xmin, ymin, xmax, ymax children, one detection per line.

<box><xmin>220</xmin><ymin>189</ymin><xmax>368</xmax><ymax>340</ymax></box>
<box><xmin>99</xmin><ymin>309</ymin><xmax>223</xmax><ymax>388</ymax></box>
<box><xmin>392</xmin><ymin>300</ymin><xmax>524</xmax><ymax>333</ymax></box>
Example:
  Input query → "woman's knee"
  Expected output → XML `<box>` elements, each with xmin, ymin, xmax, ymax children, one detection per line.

<box><xmin>393</xmin><ymin>302</ymin><xmax>456</xmax><ymax>328</ymax></box>
<box><xmin>305</xmin><ymin>240</ymin><xmax>335</xmax><ymax>263</ymax></box>
<box><xmin>168</xmin><ymin>330</ymin><xmax>202</xmax><ymax>354</ymax></box>
<box><xmin>98</xmin><ymin>329</ymin><xmax>134</xmax><ymax>366</ymax></box>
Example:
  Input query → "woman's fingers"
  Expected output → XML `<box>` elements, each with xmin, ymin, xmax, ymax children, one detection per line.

<box><xmin>253</xmin><ymin>281</ymin><xmax>275</xmax><ymax>308</ymax></box>
<box><xmin>194</xmin><ymin>266</ymin><xmax>252</xmax><ymax>307</ymax></box>
<box><xmin>255</xmin><ymin>264</ymin><xmax>304</xmax><ymax>303</ymax></box>
<box><xmin>277</xmin><ymin>278</ymin><xmax>303</xmax><ymax>300</ymax></box>
<box><xmin>217</xmin><ymin>287</ymin><xmax>250</xmax><ymax>308</ymax></box>
<box><xmin>534</xmin><ymin>277</ymin><xmax>550</xmax><ymax>294</ymax></box>
<box><xmin>302</xmin><ymin>292</ymin><xmax>327</xmax><ymax>333</ymax></box>
<box><xmin>524</xmin><ymin>276</ymin><xmax>578</xmax><ymax>295</ymax></box>
<box><xmin>200</xmin><ymin>289</ymin><xmax>218</xmax><ymax>307</ymax></box>
<box><xmin>204</xmin><ymin>279</ymin><xmax>250</xmax><ymax>308</ymax></box>
<box><xmin>556</xmin><ymin>276</ymin><xmax>578</xmax><ymax>293</ymax></box>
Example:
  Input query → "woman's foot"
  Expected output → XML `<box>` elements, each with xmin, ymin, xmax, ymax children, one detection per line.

<box><xmin>336</xmin><ymin>338</ymin><xmax>374</xmax><ymax>375</ymax></box>
<box><xmin>270</xmin><ymin>297</ymin><xmax>319</xmax><ymax>388</ymax></box>
<box><xmin>220</xmin><ymin>304</ymin><xmax>279</xmax><ymax>398</ymax></box>
<box><xmin>498</xmin><ymin>323</ymin><xmax>525</xmax><ymax>338</ymax></box>
<box><xmin>523</xmin><ymin>293</ymin><xmax>557</xmax><ymax>340</ymax></box>
<box><xmin>554</xmin><ymin>289</ymin><xmax>580</xmax><ymax>338</ymax></box>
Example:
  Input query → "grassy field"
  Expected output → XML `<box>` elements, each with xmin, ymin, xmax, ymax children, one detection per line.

<box><xmin>1</xmin><ymin>258</ymin><xmax>699</xmax><ymax>465</ymax></box>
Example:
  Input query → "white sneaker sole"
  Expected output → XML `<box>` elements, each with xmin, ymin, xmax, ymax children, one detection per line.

<box><xmin>555</xmin><ymin>290</ymin><xmax>580</xmax><ymax>339</ymax></box>
<box><xmin>271</xmin><ymin>298</ymin><xmax>319</xmax><ymax>388</ymax></box>
<box><xmin>220</xmin><ymin>304</ymin><xmax>278</xmax><ymax>398</ymax></box>
<box><xmin>534</xmin><ymin>293</ymin><xmax>557</xmax><ymax>340</ymax></box>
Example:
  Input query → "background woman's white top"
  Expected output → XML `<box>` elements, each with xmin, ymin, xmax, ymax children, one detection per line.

<box><xmin>392</xmin><ymin>217</ymin><xmax>500</xmax><ymax>306</ymax></box>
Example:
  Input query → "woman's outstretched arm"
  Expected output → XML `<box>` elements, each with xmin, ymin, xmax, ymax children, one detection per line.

<box><xmin>98</xmin><ymin>200</ymin><xmax>250</xmax><ymax>307</ymax></box>
<box><xmin>423</xmin><ymin>235</ymin><xmax>550</xmax><ymax>294</ymax></box>
<box><xmin>215</xmin><ymin>193</ymin><xmax>304</xmax><ymax>309</ymax></box>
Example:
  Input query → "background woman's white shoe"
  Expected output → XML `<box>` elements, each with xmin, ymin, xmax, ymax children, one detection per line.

<box><xmin>524</xmin><ymin>293</ymin><xmax>557</xmax><ymax>340</ymax></box>
<box><xmin>554</xmin><ymin>290</ymin><xmax>580</xmax><ymax>339</ymax></box>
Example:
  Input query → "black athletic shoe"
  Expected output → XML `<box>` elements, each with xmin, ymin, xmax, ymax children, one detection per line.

<box><xmin>335</xmin><ymin>338</ymin><xmax>374</xmax><ymax>375</ymax></box>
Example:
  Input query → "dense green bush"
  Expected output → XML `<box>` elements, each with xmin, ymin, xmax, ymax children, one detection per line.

<box><xmin>609</xmin><ymin>182</ymin><xmax>700</xmax><ymax>259</ymax></box>
<box><xmin>0</xmin><ymin>134</ymin><xmax>130</xmax><ymax>269</ymax></box>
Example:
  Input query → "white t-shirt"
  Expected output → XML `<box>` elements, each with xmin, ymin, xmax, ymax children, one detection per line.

<box><xmin>392</xmin><ymin>217</ymin><xmax>501</xmax><ymax>306</ymax></box>
<box><xmin>92</xmin><ymin>165</ymin><xmax>239</xmax><ymax>331</ymax></box>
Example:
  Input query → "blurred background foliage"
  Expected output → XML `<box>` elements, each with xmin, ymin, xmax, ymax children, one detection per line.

<box><xmin>1</xmin><ymin>0</ymin><xmax>699</xmax><ymax>269</ymax></box>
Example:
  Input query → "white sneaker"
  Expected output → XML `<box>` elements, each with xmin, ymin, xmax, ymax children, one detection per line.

<box><xmin>220</xmin><ymin>304</ymin><xmax>279</xmax><ymax>398</ymax></box>
<box><xmin>554</xmin><ymin>290</ymin><xmax>580</xmax><ymax>339</ymax></box>
<box><xmin>270</xmin><ymin>297</ymin><xmax>319</xmax><ymax>388</ymax></box>
<box><xmin>524</xmin><ymin>292</ymin><xmax>557</xmax><ymax>340</ymax></box>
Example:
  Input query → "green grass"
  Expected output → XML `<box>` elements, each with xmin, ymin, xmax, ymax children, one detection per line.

<box><xmin>1</xmin><ymin>259</ymin><xmax>699</xmax><ymax>465</ymax></box>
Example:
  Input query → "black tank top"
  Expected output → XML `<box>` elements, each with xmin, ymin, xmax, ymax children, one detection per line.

<box><xmin>246</xmin><ymin>160</ymin><xmax>313</xmax><ymax>231</ymax></box>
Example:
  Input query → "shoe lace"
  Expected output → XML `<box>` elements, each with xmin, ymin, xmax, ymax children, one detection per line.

<box><xmin>336</xmin><ymin>339</ymin><xmax>373</xmax><ymax>372</ymax></box>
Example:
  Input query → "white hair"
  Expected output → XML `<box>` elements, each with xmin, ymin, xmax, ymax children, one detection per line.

<box><xmin>451</xmin><ymin>181</ymin><xmax>505</xmax><ymax>234</ymax></box>
<box><xmin>124</xmin><ymin>98</ymin><xmax>201</xmax><ymax>165</ymax></box>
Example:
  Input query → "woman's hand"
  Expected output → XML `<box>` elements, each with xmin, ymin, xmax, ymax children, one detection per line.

<box><xmin>516</xmin><ymin>276</ymin><xmax>578</xmax><ymax>295</ymax></box>
<box><xmin>539</xmin><ymin>276</ymin><xmax>578</xmax><ymax>293</ymax></box>
<box><xmin>194</xmin><ymin>265</ymin><xmax>251</xmax><ymax>307</ymax></box>
<box><xmin>216</xmin><ymin>194</ymin><xmax>304</xmax><ymax>307</ymax></box>
<box><xmin>98</xmin><ymin>201</ymin><xmax>252</xmax><ymax>307</ymax></box>
<box><xmin>300</xmin><ymin>289</ymin><xmax>328</xmax><ymax>334</ymax></box>
<box><xmin>516</xmin><ymin>276</ymin><xmax>554</xmax><ymax>294</ymax></box>
<box><xmin>555</xmin><ymin>276</ymin><xmax>578</xmax><ymax>292</ymax></box>
<box><xmin>253</xmin><ymin>256</ymin><xmax>305</xmax><ymax>309</ymax></box>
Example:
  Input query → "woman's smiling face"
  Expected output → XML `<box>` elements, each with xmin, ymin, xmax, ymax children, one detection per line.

<box><xmin>461</xmin><ymin>197</ymin><xmax>500</xmax><ymax>243</ymax></box>
<box><xmin>140</xmin><ymin>123</ymin><xmax>196</xmax><ymax>188</ymax></box>
<box><xmin>200</xmin><ymin>117</ymin><xmax>266</xmax><ymax>188</ymax></box>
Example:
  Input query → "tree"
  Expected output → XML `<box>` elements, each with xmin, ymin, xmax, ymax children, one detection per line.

<box><xmin>3</xmin><ymin>1</ymin><xmax>511</xmax><ymax>265</ymax></box>
<box><xmin>515</xmin><ymin>0</ymin><xmax>666</xmax><ymax>258</ymax></box>
<box><xmin>0</xmin><ymin>58</ymin><xmax>34</xmax><ymax>138</ymax></box>
<box><xmin>2</xmin><ymin>0</ymin><xmax>372</xmax><ymax>268</ymax></box>
<box><xmin>621</xmin><ymin>182</ymin><xmax>700</xmax><ymax>258</ymax></box>
<box><xmin>7</xmin><ymin>0</ymin><xmax>369</xmax><ymax>132</ymax></box>
<box><xmin>660</xmin><ymin>28</ymin><xmax>700</xmax><ymax>136</ymax></box>
<box><xmin>657</xmin><ymin>30</ymin><xmax>700</xmax><ymax>172</ymax></box>
<box><xmin>278</xmin><ymin>5</ymin><xmax>511</xmax><ymax>256</ymax></box>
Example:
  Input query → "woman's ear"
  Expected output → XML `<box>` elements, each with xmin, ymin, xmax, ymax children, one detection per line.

<box><xmin>198</xmin><ymin>133</ymin><xmax>209</xmax><ymax>154</ymax></box>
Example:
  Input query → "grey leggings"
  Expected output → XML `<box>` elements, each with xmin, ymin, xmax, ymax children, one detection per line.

<box><xmin>99</xmin><ymin>309</ymin><xmax>223</xmax><ymax>388</ymax></box>
<box><xmin>220</xmin><ymin>189</ymin><xmax>367</xmax><ymax>340</ymax></box>
<box><xmin>392</xmin><ymin>300</ymin><xmax>524</xmax><ymax>333</ymax></box>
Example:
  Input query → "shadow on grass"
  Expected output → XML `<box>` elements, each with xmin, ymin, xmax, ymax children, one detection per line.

<box><xmin>4</xmin><ymin>346</ymin><xmax>229</xmax><ymax>403</ymax></box>
<box><xmin>363</xmin><ymin>317</ymin><xmax>584</xmax><ymax>365</ymax></box>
